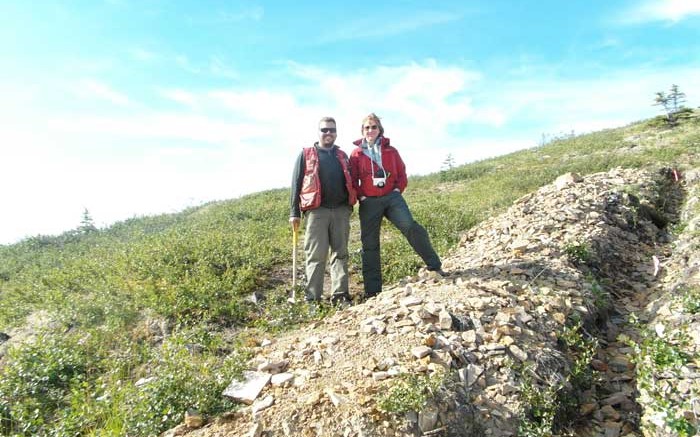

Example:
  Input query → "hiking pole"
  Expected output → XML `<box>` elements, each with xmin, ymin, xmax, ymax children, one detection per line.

<box><xmin>288</xmin><ymin>220</ymin><xmax>300</xmax><ymax>303</ymax></box>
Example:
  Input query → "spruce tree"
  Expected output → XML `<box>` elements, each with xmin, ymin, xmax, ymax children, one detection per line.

<box><xmin>654</xmin><ymin>84</ymin><xmax>687</xmax><ymax>126</ymax></box>
<box><xmin>441</xmin><ymin>153</ymin><xmax>456</xmax><ymax>172</ymax></box>
<box><xmin>79</xmin><ymin>208</ymin><xmax>97</xmax><ymax>233</ymax></box>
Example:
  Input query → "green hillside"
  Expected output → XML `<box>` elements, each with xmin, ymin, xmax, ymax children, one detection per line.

<box><xmin>1</xmin><ymin>111</ymin><xmax>698</xmax><ymax>436</ymax></box>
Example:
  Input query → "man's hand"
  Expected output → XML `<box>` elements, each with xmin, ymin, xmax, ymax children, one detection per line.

<box><xmin>289</xmin><ymin>217</ymin><xmax>300</xmax><ymax>232</ymax></box>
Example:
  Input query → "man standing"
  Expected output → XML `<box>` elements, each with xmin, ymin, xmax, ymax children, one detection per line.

<box><xmin>290</xmin><ymin>117</ymin><xmax>356</xmax><ymax>306</ymax></box>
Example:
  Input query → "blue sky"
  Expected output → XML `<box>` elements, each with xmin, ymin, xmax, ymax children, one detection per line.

<box><xmin>1</xmin><ymin>1</ymin><xmax>699</xmax><ymax>245</ymax></box>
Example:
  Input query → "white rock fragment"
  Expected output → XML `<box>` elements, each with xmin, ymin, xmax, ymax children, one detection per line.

<box><xmin>135</xmin><ymin>376</ymin><xmax>156</xmax><ymax>387</ymax></box>
<box><xmin>400</xmin><ymin>296</ymin><xmax>423</xmax><ymax>307</ymax></box>
<box><xmin>252</xmin><ymin>395</ymin><xmax>275</xmax><ymax>416</ymax></box>
<box><xmin>418</xmin><ymin>402</ymin><xmax>439</xmax><ymax>433</ymax></box>
<box><xmin>257</xmin><ymin>359</ymin><xmax>288</xmax><ymax>374</ymax></box>
<box><xmin>248</xmin><ymin>422</ymin><xmax>263</xmax><ymax>437</ymax></box>
<box><xmin>270</xmin><ymin>372</ymin><xmax>294</xmax><ymax>386</ymax></box>
<box><xmin>411</xmin><ymin>346</ymin><xmax>432</xmax><ymax>359</ymax></box>
<box><xmin>222</xmin><ymin>371</ymin><xmax>271</xmax><ymax>404</ymax></box>
<box><xmin>438</xmin><ymin>310</ymin><xmax>452</xmax><ymax>330</ymax></box>
<box><xmin>324</xmin><ymin>388</ymin><xmax>348</xmax><ymax>407</ymax></box>
<box><xmin>509</xmin><ymin>344</ymin><xmax>528</xmax><ymax>362</ymax></box>
<box><xmin>466</xmin><ymin>364</ymin><xmax>483</xmax><ymax>386</ymax></box>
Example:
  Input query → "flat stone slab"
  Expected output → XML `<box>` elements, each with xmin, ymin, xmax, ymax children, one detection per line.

<box><xmin>222</xmin><ymin>371</ymin><xmax>271</xmax><ymax>404</ymax></box>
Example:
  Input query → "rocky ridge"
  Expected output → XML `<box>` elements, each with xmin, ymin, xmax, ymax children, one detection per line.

<box><xmin>167</xmin><ymin>166</ymin><xmax>699</xmax><ymax>437</ymax></box>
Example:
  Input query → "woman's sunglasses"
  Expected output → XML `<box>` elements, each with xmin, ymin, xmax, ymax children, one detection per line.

<box><xmin>363</xmin><ymin>125</ymin><xmax>378</xmax><ymax>131</ymax></box>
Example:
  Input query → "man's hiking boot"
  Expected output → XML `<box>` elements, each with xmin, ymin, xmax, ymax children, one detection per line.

<box><xmin>330</xmin><ymin>294</ymin><xmax>353</xmax><ymax>309</ymax></box>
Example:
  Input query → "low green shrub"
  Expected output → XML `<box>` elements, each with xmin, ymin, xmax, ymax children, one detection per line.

<box><xmin>0</xmin><ymin>330</ymin><xmax>106</xmax><ymax>435</ymax></box>
<box><xmin>377</xmin><ymin>371</ymin><xmax>444</xmax><ymax>415</ymax></box>
<box><xmin>0</xmin><ymin>326</ymin><xmax>249</xmax><ymax>436</ymax></box>
<box><xmin>678</xmin><ymin>285</ymin><xmax>700</xmax><ymax>314</ymax></box>
<box><xmin>564</xmin><ymin>241</ymin><xmax>591</xmax><ymax>264</ymax></box>
<box><xmin>517</xmin><ymin>364</ymin><xmax>561</xmax><ymax>437</ymax></box>
<box><xmin>118</xmin><ymin>332</ymin><xmax>245</xmax><ymax>436</ymax></box>
<box><xmin>625</xmin><ymin>314</ymin><xmax>696</xmax><ymax>436</ymax></box>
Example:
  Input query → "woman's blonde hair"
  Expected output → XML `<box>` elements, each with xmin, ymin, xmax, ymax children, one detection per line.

<box><xmin>361</xmin><ymin>113</ymin><xmax>384</xmax><ymax>136</ymax></box>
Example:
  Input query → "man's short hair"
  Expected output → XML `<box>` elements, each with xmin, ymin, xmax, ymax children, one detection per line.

<box><xmin>319</xmin><ymin>116</ymin><xmax>336</xmax><ymax>125</ymax></box>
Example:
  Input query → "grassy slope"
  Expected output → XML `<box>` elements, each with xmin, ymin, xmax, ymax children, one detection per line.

<box><xmin>0</xmin><ymin>113</ymin><xmax>698</xmax><ymax>435</ymax></box>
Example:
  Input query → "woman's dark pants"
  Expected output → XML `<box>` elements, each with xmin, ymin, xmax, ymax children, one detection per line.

<box><xmin>359</xmin><ymin>191</ymin><xmax>441</xmax><ymax>297</ymax></box>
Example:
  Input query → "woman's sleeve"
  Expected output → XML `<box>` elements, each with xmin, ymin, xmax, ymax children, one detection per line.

<box><xmin>394</xmin><ymin>150</ymin><xmax>408</xmax><ymax>192</ymax></box>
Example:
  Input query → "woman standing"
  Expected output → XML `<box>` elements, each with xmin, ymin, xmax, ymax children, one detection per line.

<box><xmin>349</xmin><ymin>113</ymin><xmax>445</xmax><ymax>299</ymax></box>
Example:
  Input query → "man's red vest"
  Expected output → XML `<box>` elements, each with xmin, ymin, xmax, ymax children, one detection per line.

<box><xmin>299</xmin><ymin>146</ymin><xmax>357</xmax><ymax>211</ymax></box>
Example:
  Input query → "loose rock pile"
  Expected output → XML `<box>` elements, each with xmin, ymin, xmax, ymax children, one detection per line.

<box><xmin>632</xmin><ymin>169</ymin><xmax>700</xmax><ymax>436</ymax></box>
<box><xmin>169</xmin><ymin>166</ymin><xmax>698</xmax><ymax>437</ymax></box>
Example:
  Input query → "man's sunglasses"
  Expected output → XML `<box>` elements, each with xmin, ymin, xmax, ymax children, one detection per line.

<box><xmin>363</xmin><ymin>125</ymin><xmax>378</xmax><ymax>131</ymax></box>
<box><xmin>320</xmin><ymin>128</ymin><xmax>337</xmax><ymax>134</ymax></box>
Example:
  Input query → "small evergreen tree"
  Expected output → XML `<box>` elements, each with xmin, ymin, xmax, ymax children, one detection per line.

<box><xmin>441</xmin><ymin>153</ymin><xmax>456</xmax><ymax>172</ymax></box>
<box><xmin>654</xmin><ymin>84</ymin><xmax>687</xmax><ymax>126</ymax></box>
<box><xmin>668</xmin><ymin>85</ymin><xmax>686</xmax><ymax>111</ymax></box>
<box><xmin>439</xmin><ymin>153</ymin><xmax>456</xmax><ymax>182</ymax></box>
<box><xmin>79</xmin><ymin>208</ymin><xmax>97</xmax><ymax>234</ymax></box>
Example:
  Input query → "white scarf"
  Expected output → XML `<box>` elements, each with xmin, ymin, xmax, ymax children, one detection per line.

<box><xmin>362</xmin><ymin>137</ymin><xmax>383</xmax><ymax>168</ymax></box>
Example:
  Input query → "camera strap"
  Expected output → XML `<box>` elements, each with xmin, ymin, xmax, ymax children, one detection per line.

<box><xmin>369</xmin><ymin>152</ymin><xmax>385</xmax><ymax>175</ymax></box>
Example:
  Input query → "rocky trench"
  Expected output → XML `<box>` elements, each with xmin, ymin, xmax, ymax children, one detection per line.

<box><xmin>168</xmin><ymin>167</ymin><xmax>698</xmax><ymax>437</ymax></box>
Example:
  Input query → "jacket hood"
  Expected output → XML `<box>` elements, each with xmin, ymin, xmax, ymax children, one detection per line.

<box><xmin>353</xmin><ymin>136</ymin><xmax>391</xmax><ymax>147</ymax></box>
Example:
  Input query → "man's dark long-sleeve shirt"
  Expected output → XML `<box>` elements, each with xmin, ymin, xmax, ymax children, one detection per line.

<box><xmin>290</xmin><ymin>144</ymin><xmax>349</xmax><ymax>218</ymax></box>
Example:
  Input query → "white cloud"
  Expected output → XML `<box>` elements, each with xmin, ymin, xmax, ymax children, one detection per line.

<box><xmin>209</xmin><ymin>90</ymin><xmax>300</xmax><ymax>121</ymax></box>
<box><xmin>160</xmin><ymin>88</ymin><xmax>198</xmax><ymax>107</ymax></box>
<box><xmin>215</xmin><ymin>6</ymin><xmax>264</xmax><ymax>23</ymax></box>
<box><xmin>209</xmin><ymin>56</ymin><xmax>239</xmax><ymax>80</ymax></box>
<box><xmin>321</xmin><ymin>10</ymin><xmax>461</xmax><ymax>43</ymax></box>
<box><xmin>282</xmin><ymin>60</ymin><xmax>506</xmax><ymax>174</ymax></box>
<box><xmin>0</xmin><ymin>128</ymin><xmax>87</xmax><ymax>242</ymax></box>
<box><xmin>619</xmin><ymin>0</ymin><xmax>700</xmax><ymax>24</ymax></box>
<box><xmin>129</xmin><ymin>47</ymin><xmax>157</xmax><ymax>62</ymax></box>
<box><xmin>175</xmin><ymin>55</ymin><xmax>201</xmax><ymax>74</ymax></box>
<box><xmin>187</xmin><ymin>6</ymin><xmax>265</xmax><ymax>25</ymax></box>
<box><xmin>3</xmin><ymin>59</ymin><xmax>700</xmax><ymax>244</ymax></box>
<box><xmin>78</xmin><ymin>79</ymin><xmax>130</xmax><ymax>106</ymax></box>
<box><xmin>595</xmin><ymin>37</ymin><xmax>621</xmax><ymax>49</ymax></box>
<box><xmin>499</xmin><ymin>67</ymin><xmax>700</xmax><ymax>132</ymax></box>
<box><xmin>48</xmin><ymin>113</ymin><xmax>268</xmax><ymax>144</ymax></box>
